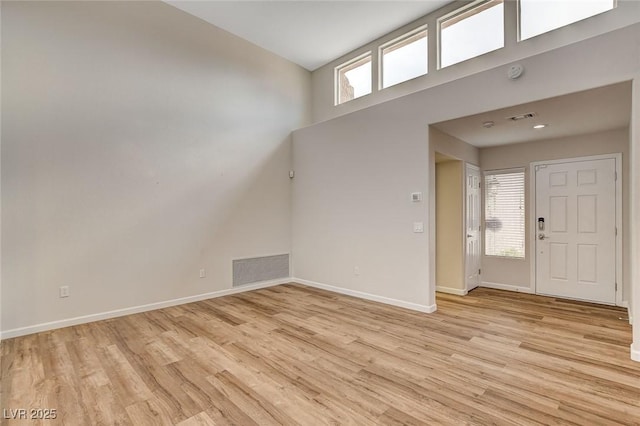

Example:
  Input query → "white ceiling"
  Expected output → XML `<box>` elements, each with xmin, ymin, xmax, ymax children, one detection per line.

<box><xmin>433</xmin><ymin>82</ymin><xmax>632</xmax><ymax>148</ymax></box>
<box><xmin>166</xmin><ymin>1</ymin><xmax>449</xmax><ymax>71</ymax></box>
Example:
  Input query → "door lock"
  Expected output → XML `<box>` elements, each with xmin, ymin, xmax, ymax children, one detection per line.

<box><xmin>538</xmin><ymin>217</ymin><xmax>545</xmax><ymax>231</ymax></box>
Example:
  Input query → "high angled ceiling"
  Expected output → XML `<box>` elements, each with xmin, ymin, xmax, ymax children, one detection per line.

<box><xmin>166</xmin><ymin>1</ymin><xmax>449</xmax><ymax>71</ymax></box>
<box><xmin>432</xmin><ymin>82</ymin><xmax>632</xmax><ymax>148</ymax></box>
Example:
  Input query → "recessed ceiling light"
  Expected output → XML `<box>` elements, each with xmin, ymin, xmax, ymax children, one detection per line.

<box><xmin>533</xmin><ymin>124</ymin><xmax>548</xmax><ymax>129</ymax></box>
<box><xmin>482</xmin><ymin>121</ymin><xmax>495</xmax><ymax>128</ymax></box>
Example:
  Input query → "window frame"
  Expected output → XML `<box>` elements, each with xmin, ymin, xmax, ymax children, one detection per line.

<box><xmin>378</xmin><ymin>25</ymin><xmax>428</xmax><ymax>90</ymax></box>
<box><xmin>334</xmin><ymin>52</ymin><xmax>372</xmax><ymax>106</ymax></box>
<box><xmin>437</xmin><ymin>0</ymin><xmax>505</xmax><ymax>69</ymax></box>
<box><xmin>483</xmin><ymin>167</ymin><xmax>526</xmax><ymax>260</ymax></box>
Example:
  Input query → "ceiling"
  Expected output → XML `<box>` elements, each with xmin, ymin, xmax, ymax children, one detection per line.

<box><xmin>432</xmin><ymin>82</ymin><xmax>632</xmax><ymax>148</ymax></box>
<box><xmin>166</xmin><ymin>1</ymin><xmax>449</xmax><ymax>71</ymax></box>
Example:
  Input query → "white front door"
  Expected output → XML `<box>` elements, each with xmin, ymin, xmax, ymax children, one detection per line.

<box><xmin>465</xmin><ymin>164</ymin><xmax>481</xmax><ymax>291</ymax></box>
<box><xmin>535</xmin><ymin>158</ymin><xmax>616</xmax><ymax>304</ymax></box>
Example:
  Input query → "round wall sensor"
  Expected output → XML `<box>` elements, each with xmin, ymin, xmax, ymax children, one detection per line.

<box><xmin>508</xmin><ymin>64</ymin><xmax>524</xmax><ymax>80</ymax></box>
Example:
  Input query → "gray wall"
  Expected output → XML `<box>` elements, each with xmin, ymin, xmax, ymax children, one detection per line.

<box><xmin>1</xmin><ymin>1</ymin><xmax>311</xmax><ymax>333</ymax></box>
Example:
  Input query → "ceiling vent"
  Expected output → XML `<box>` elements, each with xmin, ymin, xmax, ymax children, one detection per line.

<box><xmin>507</xmin><ymin>112</ymin><xmax>536</xmax><ymax>121</ymax></box>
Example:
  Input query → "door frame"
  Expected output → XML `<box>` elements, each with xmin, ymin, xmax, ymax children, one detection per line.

<box><xmin>529</xmin><ymin>153</ymin><xmax>623</xmax><ymax>306</ymax></box>
<box><xmin>464</xmin><ymin>163</ymin><xmax>481</xmax><ymax>292</ymax></box>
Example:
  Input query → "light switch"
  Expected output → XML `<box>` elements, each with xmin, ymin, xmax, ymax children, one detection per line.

<box><xmin>411</xmin><ymin>192</ymin><xmax>422</xmax><ymax>202</ymax></box>
<box><xmin>413</xmin><ymin>222</ymin><xmax>424</xmax><ymax>233</ymax></box>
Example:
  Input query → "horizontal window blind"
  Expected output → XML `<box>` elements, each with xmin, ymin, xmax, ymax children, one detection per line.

<box><xmin>484</xmin><ymin>169</ymin><xmax>525</xmax><ymax>258</ymax></box>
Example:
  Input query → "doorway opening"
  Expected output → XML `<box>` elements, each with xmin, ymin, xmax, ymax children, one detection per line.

<box><xmin>430</xmin><ymin>81</ymin><xmax>631</xmax><ymax>308</ymax></box>
<box><xmin>434</xmin><ymin>155</ymin><xmax>481</xmax><ymax>296</ymax></box>
<box><xmin>435</xmin><ymin>153</ymin><xmax>469</xmax><ymax>295</ymax></box>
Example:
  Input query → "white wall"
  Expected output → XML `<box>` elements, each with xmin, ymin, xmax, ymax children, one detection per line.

<box><xmin>311</xmin><ymin>0</ymin><xmax>640</xmax><ymax>124</ymax></box>
<box><xmin>479</xmin><ymin>129</ymin><xmax>630</xmax><ymax>301</ymax></box>
<box><xmin>631</xmin><ymin>77</ymin><xmax>640</xmax><ymax>361</ymax></box>
<box><xmin>1</xmin><ymin>1</ymin><xmax>310</xmax><ymax>335</ymax></box>
<box><xmin>292</xmin><ymin>23</ymin><xmax>639</xmax><ymax>318</ymax></box>
<box><xmin>0</xmin><ymin>2</ymin><xmax>3</xmax><ymax>341</ymax></box>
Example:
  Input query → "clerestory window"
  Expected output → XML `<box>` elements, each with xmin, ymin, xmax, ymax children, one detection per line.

<box><xmin>380</xmin><ymin>26</ymin><xmax>428</xmax><ymax>89</ymax></box>
<box><xmin>335</xmin><ymin>54</ymin><xmax>372</xmax><ymax>105</ymax></box>
<box><xmin>519</xmin><ymin>0</ymin><xmax>616</xmax><ymax>41</ymax></box>
<box><xmin>439</xmin><ymin>0</ymin><xmax>505</xmax><ymax>69</ymax></box>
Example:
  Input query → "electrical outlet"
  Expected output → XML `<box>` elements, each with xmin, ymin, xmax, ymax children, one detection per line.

<box><xmin>59</xmin><ymin>286</ymin><xmax>70</xmax><ymax>298</ymax></box>
<box><xmin>199</xmin><ymin>268</ymin><xmax>206</xmax><ymax>278</ymax></box>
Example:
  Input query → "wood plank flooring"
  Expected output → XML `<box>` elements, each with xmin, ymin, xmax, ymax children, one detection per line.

<box><xmin>1</xmin><ymin>284</ymin><xmax>639</xmax><ymax>425</ymax></box>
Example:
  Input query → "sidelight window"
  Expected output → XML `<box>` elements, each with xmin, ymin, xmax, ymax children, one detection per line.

<box><xmin>484</xmin><ymin>169</ymin><xmax>525</xmax><ymax>258</ymax></box>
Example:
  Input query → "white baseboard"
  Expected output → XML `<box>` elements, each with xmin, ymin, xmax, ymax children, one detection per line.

<box><xmin>293</xmin><ymin>278</ymin><xmax>437</xmax><ymax>313</ymax></box>
<box><xmin>619</xmin><ymin>301</ymin><xmax>632</xmax><ymax>324</ymax></box>
<box><xmin>480</xmin><ymin>281</ymin><xmax>534</xmax><ymax>294</ymax></box>
<box><xmin>0</xmin><ymin>278</ymin><xmax>290</xmax><ymax>340</ymax></box>
<box><xmin>631</xmin><ymin>343</ymin><xmax>640</xmax><ymax>362</ymax></box>
<box><xmin>436</xmin><ymin>286</ymin><xmax>468</xmax><ymax>296</ymax></box>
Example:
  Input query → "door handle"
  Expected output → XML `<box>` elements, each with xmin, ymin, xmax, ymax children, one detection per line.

<box><xmin>467</xmin><ymin>234</ymin><xmax>473</xmax><ymax>238</ymax></box>
<box><xmin>538</xmin><ymin>233</ymin><xmax>549</xmax><ymax>240</ymax></box>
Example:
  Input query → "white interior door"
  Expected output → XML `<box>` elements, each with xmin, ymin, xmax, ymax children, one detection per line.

<box><xmin>535</xmin><ymin>158</ymin><xmax>616</xmax><ymax>304</ymax></box>
<box><xmin>465</xmin><ymin>164</ymin><xmax>481</xmax><ymax>291</ymax></box>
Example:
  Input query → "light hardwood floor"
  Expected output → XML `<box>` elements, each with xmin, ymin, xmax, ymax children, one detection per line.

<box><xmin>1</xmin><ymin>284</ymin><xmax>639</xmax><ymax>425</ymax></box>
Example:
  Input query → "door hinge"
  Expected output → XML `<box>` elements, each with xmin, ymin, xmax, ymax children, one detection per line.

<box><xmin>615</xmin><ymin>171</ymin><xmax>618</xmax><ymax>181</ymax></box>
<box><xmin>615</xmin><ymin>282</ymin><xmax>618</xmax><ymax>291</ymax></box>
<box><xmin>478</xmin><ymin>268</ymin><xmax>481</xmax><ymax>275</ymax></box>
<box><xmin>615</xmin><ymin>227</ymin><xmax>618</xmax><ymax>236</ymax></box>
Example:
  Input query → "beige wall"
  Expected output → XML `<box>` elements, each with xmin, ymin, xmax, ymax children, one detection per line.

<box><xmin>479</xmin><ymin>128</ymin><xmax>630</xmax><ymax>302</ymax></box>
<box><xmin>1</xmin><ymin>1</ymin><xmax>311</xmax><ymax>334</ymax></box>
<box><xmin>436</xmin><ymin>161</ymin><xmax>464</xmax><ymax>291</ymax></box>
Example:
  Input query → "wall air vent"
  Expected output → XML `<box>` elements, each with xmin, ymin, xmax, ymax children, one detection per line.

<box><xmin>232</xmin><ymin>254</ymin><xmax>289</xmax><ymax>287</ymax></box>
<box><xmin>507</xmin><ymin>112</ymin><xmax>536</xmax><ymax>121</ymax></box>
